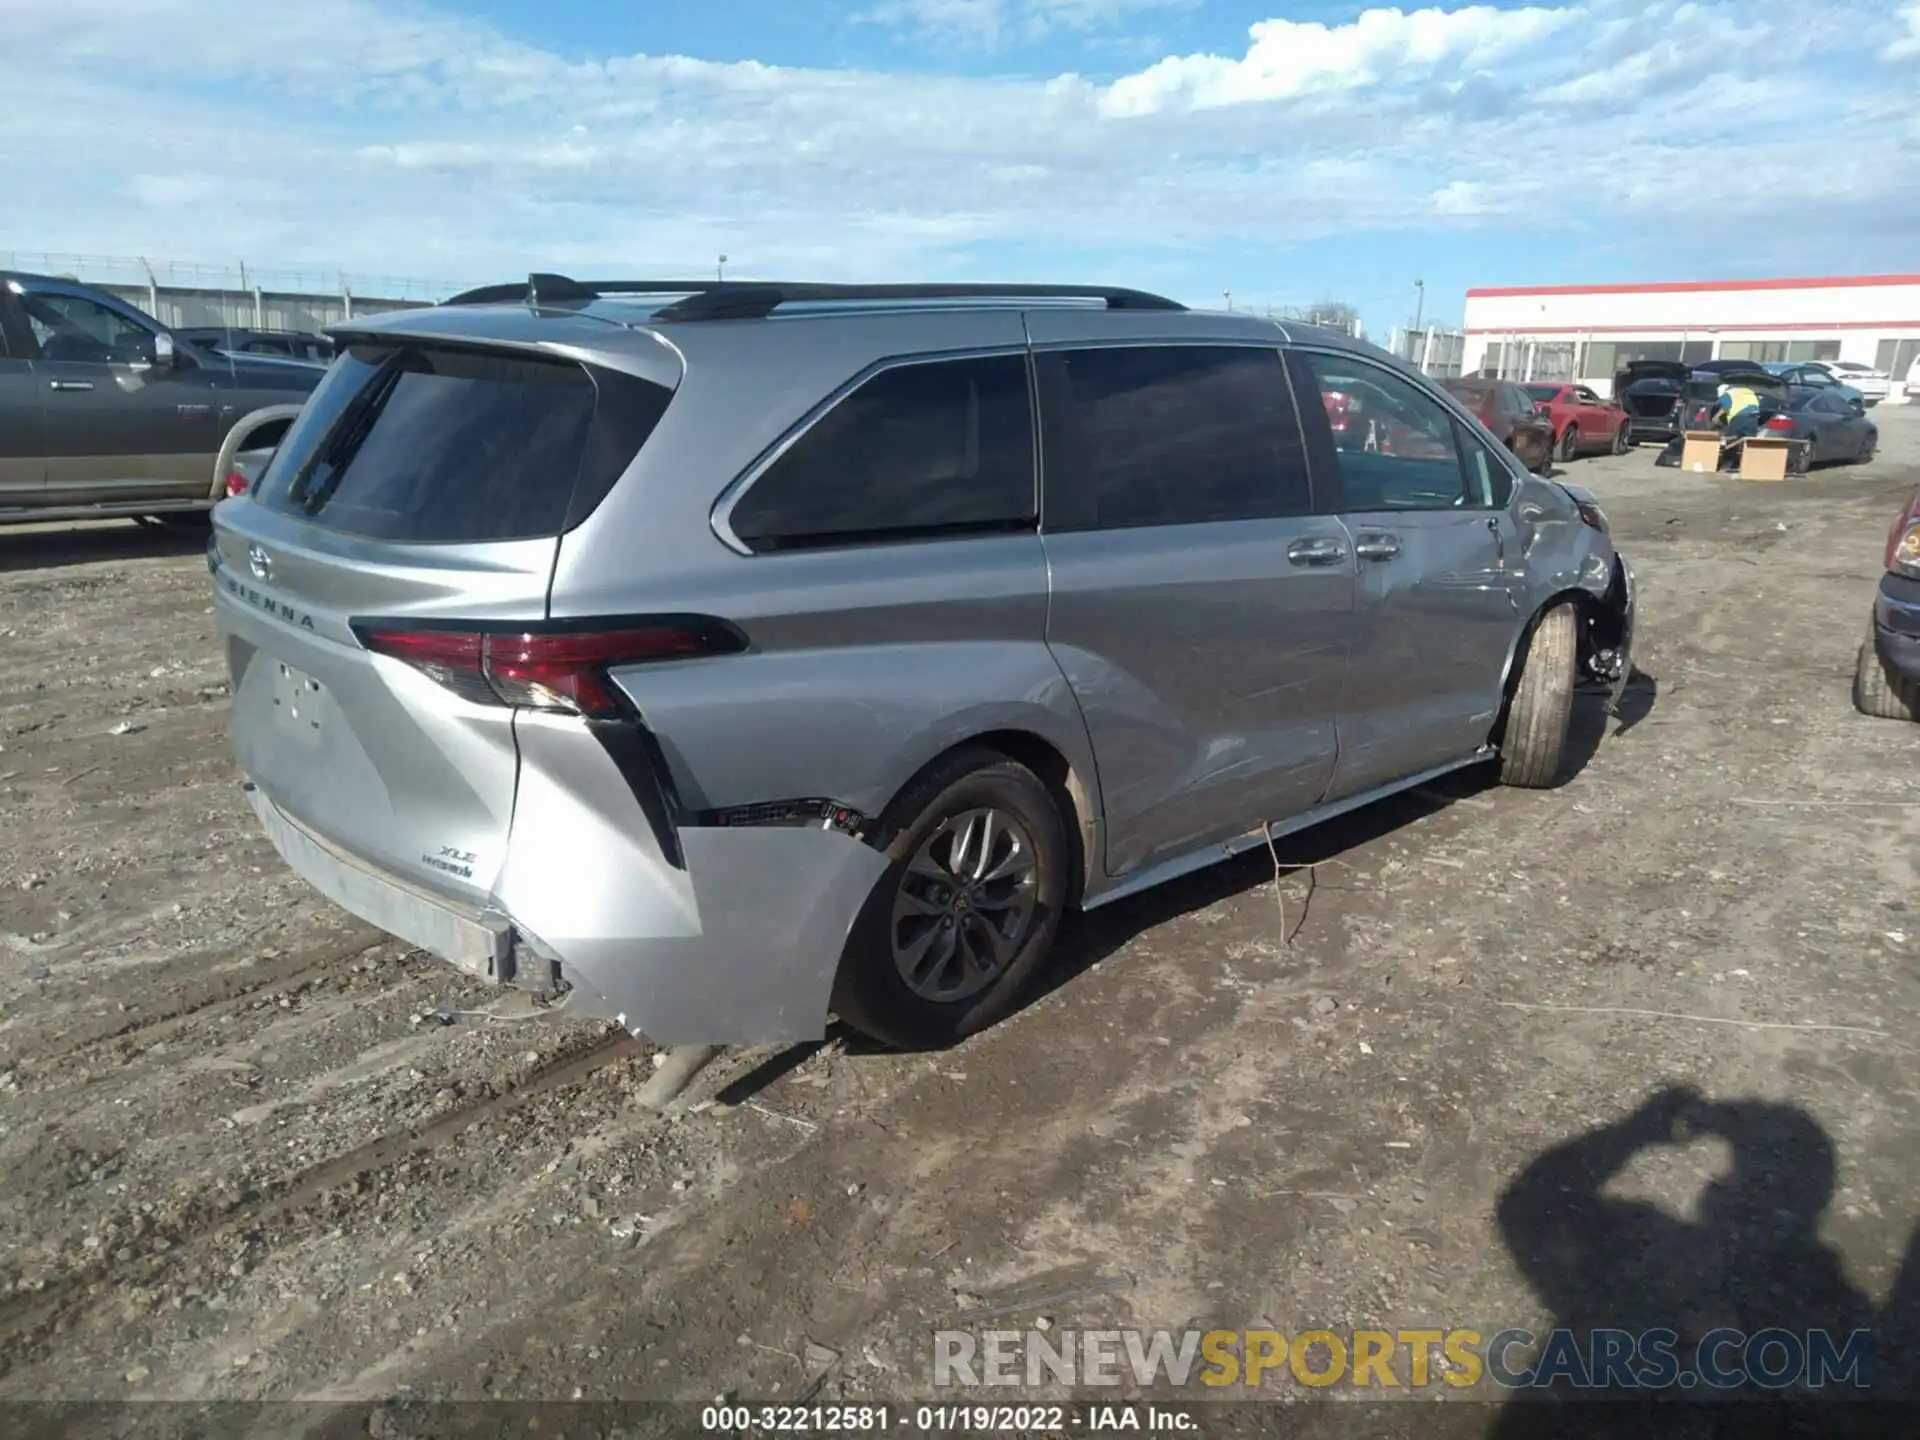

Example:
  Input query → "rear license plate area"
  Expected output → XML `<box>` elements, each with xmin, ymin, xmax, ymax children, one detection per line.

<box><xmin>272</xmin><ymin>661</ymin><xmax>326</xmax><ymax>735</ymax></box>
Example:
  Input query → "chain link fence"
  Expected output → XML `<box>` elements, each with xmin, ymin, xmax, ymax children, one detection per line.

<box><xmin>1</xmin><ymin>251</ymin><xmax>458</xmax><ymax>329</ymax></box>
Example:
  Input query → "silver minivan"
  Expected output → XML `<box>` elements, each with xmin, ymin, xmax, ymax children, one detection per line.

<box><xmin>211</xmin><ymin>278</ymin><xmax>1635</xmax><ymax>1049</ymax></box>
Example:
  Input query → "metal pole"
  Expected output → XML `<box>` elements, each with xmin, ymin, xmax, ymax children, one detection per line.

<box><xmin>1412</xmin><ymin>279</ymin><xmax>1425</xmax><ymax>336</ymax></box>
<box><xmin>1223</xmin><ymin>290</ymin><xmax>1232</xmax><ymax>311</ymax></box>
<box><xmin>137</xmin><ymin>256</ymin><xmax>159</xmax><ymax>322</ymax></box>
<box><xmin>717</xmin><ymin>253</ymin><xmax>728</xmax><ymax>281</ymax></box>
<box><xmin>341</xmin><ymin>272</ymin><xmax>354</xmax><ymax>320</ymax></box>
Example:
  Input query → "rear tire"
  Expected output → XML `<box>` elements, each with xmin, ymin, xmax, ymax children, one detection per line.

<box><xmin>831</xmin><ymin>747</ymin><xmax>1068</xmax><ymax>1050</ymax></box>
<box><xmin>1612</xmin><ymin>424</ymin><xmax>1630</xmax><ymax>456</ymax></box>
<box><xmin>1499</xmin><ymin>602</ymin><xmax>1578</xmax><ymax>789</ymax></box>
<box><xmin>1853</xmin><ymin>632</ymin><xmax>1920</xmax><ymax>722</ymax></box>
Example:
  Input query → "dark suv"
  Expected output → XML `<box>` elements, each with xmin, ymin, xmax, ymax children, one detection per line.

<box><xmin>176</xmin><ymin>326</ymin><xmax>337</xmax><ymax>365</ymax></box>
<box><xmin>0</xmin><ymin>272</ymin><xmax>325</xmax><ymax>527</ymax></box>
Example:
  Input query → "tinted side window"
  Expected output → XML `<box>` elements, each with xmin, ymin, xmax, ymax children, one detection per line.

<box><xmin>1041</xmin><ymin>345</ymin><xmax>1310</xmax><ymax>530</ymax></box>
<box><xmin>728</xmin><ymin>354</ymin><xmax>1034</xmax><ymax>553</ymax></box>
<box><xmin>19</xmin><ymin>292</ymin><xmax>156</xmax><ymax>365</ymax></box>
<box><xmin>1297</xmin><ymin>353</ymin><xmax>1476</xmax><ymax>513</ymax></box>
<box><xmin>1456</xmin><ymin>426</ymin><xmax>1516</xmax><ymax>509</ymax></box>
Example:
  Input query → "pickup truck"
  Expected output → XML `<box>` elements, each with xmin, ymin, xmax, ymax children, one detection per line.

<box><xmin>0</xmin><ymin>271</ymin><xmax>324</xmax><ymax>527</ymax></box>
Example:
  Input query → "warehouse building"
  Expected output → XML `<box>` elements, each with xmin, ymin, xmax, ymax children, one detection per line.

<box><xmin>1462</xmin><ymin>274</ymin><xmax>1920</xmax><ymax>400</ymax></box>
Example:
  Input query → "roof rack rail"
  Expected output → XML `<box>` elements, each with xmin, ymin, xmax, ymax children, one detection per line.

<box><xmin>439</xmin><ymin>274</ymin><xmax>1187</xmax><ymax>319</ymax></box>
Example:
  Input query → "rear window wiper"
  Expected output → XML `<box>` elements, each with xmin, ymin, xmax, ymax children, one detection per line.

<box><xmin>290</xmin><ymin>350</ymin><xmax>415</xmax><ymax>515</ymax></box>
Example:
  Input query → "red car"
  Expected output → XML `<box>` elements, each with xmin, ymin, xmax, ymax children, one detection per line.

<box><xmin>1523</xmin><ymin>383</ymin><xmax>1632</xmax><ymax>462</ymax></box>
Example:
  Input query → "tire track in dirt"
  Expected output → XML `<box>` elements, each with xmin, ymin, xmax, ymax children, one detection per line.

<box><xmin>1</xmin><ymin>927</ymin><xmax>387</xmax><ymax>1075</ymax></box>
<box><xmin>0</xmin><ymin>1024</ymin><xmax>641</xmax><ymax>1377</ymax></box>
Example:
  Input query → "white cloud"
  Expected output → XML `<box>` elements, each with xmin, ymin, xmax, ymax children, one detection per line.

<box><xmin>1101</xmin><ymin>4</ymin><xmax>1575</xmax><ymax>116</ymax></box>
<box><xmin>1891</xmin><ymin>0</ymin><xmax>1920</xmax><ymax>58</ymax></box>
<box><xmin>0</xmin><ymin>0</ymin><xmax>1915</xmax><ymax>301</ymax></box>
<box><xmin>865</xmin><ymin>0</ymin><xmax>1194</xmax><ymax>49</ymax></box>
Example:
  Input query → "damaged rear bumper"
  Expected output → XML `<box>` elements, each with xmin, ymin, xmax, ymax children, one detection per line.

<box><xmin>241</xmin><ymin>734</ymin><xmax>890</xmax><ymax>1046</ymax></box>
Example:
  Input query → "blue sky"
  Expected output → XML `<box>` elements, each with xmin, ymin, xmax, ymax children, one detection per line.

<box><xmin>4</xmin><ymin>0</ymin><xmax>1918</xmax><ymax>336</ymax></box>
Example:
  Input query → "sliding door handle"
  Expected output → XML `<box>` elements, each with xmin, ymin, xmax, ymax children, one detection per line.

<box><xmin>1287</xmin><ymin>537</ymin><xmax>1348</xmax><ymax>567</ymax></box>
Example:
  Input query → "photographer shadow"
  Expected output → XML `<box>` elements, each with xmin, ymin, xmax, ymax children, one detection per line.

<box><xmin>1490</xmin><ymin>1087</ymin><xmax>1920</xmax><ymax>1438</ymax></box>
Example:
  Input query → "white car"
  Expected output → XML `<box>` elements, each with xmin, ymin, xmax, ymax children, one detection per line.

<box><xmin>1817</xmin><ymin>361</ymin><xmax>1890</xmax><ymax>405</ymax></box>
<box><xmin>1908</xmin><ymin>353</ymin><xmax>1920</xmax><ymax>401</ymax></box>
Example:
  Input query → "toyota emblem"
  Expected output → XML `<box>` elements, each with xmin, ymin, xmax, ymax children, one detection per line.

<box><xmin>246</xmin><ymin>543</ymin><xmax>273</xmax><ymax>581</ymax></box>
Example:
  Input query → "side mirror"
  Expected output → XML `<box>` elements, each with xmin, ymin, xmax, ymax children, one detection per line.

<box><xmin>151</xmin><ymin>332</ymin><xmax>176</xmax><ymax>369</ymax></box>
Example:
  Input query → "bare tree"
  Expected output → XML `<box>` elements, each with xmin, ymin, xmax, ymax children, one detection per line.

<box><xmin>1302</xmin><ymin>299</ymin><xmax>1361</xmax><ymax>334</ymax></box>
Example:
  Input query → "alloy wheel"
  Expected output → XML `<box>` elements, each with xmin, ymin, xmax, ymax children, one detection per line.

<box><xmin>890</xmin><ymin>807</ymin><xmax>1040</xmax><ymax>1003</ymax></box>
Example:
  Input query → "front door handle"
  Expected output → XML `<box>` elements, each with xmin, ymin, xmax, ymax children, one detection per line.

<box><xmin>1353</xmin><ymin>533</ymin><xmax>1400</xmax><ymax>561</ymax></box>
<box><xmin>1486</xmin><ymin>515</ymin><xmax>1505</xmax><ymax>567</ymax></box>
<box><xmin>1287</xmin><ymin>537</ymin><xmax>1348</xmax><ymax>567</ymax></box>
<box><xmin>48</xmin><ymin>380</ymin><xmax>94</xmax><ymax>392</ymax></box>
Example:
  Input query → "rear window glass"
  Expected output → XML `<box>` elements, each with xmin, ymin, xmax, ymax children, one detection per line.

<box><xmin>255</xmin><ymin>343</ymin><xmax>669</xmax><ymax>543</ymax></box>
<box><xmin>1523</xmin><ymin>385</ymin><xmax>1560</xmax><ymax>402</ymax></box>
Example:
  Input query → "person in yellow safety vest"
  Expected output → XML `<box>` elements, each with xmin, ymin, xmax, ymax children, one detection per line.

<box><xmin>1717</xmin><ymin>380</ymin><xmax>1763</xmax><ymax>436</ymax></box>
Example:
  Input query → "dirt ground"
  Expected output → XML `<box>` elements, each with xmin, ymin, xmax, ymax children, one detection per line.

<box><xmin>2</xmin><ymin>411</ymin><xmax>1918</xmax><ymax>1429</ymax></box>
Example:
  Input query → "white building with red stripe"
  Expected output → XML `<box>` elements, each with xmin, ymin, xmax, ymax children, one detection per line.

<box><xmin>1461</xmin><ymin>274</ymin><xmax>1920</xmax><ymax>400</ymax></box>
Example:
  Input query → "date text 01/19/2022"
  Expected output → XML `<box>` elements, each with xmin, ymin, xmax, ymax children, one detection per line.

<box><xmin>700</xmin><ymin>1404</ymin><xmax>1194</xmax><ymax>1432</ymax></box>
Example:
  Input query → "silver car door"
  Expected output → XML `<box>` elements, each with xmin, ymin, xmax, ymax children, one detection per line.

<box><xmin>1031</xmin><ymin>321</ymin><xmax>1353</xmax><ymax>880</ymax></box>
<box><xmin>1289</xmin><ymin>349</ymin><xmax>1523</xmax><ymax>801</ymax></box>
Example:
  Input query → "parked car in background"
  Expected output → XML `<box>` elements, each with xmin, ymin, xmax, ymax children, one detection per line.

<box><xmin>1440</xmin><ymin>377</ymin><xmax>1556</xmax><ymax>471</ymax></box>
<box><xmin>1652</xmin><ymin>375</ymin><xmax>1869</xmax><ymax>473</ymax></box>
<box><xmin>1523</xmin><ymin>382</ymin><xmax>1631</xmax><ymax>461</ymax></box>
<box><xmin>1907</xmin><ymin>352</ymin><xmax>1920</xmax><ymax>400</ymax></box>
<box><xmin>1817</xmin><ymin>360</ymin><xmax>1891</xmax><ymax>406</ymax></box>
<box><xmin>1619</xmin><ymin>361</ymin><xmax>1791</xmax><ymax>448</ymax></box>
<box><xmin>210</xmin><ymin>275</ymin><xmax>1634</xmax><ymax>1051</ymax></box>
<box><xmin>1853</xmin><ymin>485</ymin><xmax>1920</xmax><ymax>722</ymax></box>
<box><xmin>1613</xmin><ymin>360</ymin><xmax>1693</xmax><ymax>445</ymax></box>
<box><xmin>176</xmin><ymin>326</ymin><xmax>336</xmax><ymax>365</ymax></box>
<box><xmin>1761</xmin><ymin>361</ymin><xmax>1867</xmax><ymax>407</ymax></box>
<box><xmin>1749</xmin><ymin>386</ymin><xmax>1876</xmax><ymax>466</ymax></box>
<box><xmin>0</xmin><ymin>271</ymin><xmax>325</xmax><ymax>526</ymax></box>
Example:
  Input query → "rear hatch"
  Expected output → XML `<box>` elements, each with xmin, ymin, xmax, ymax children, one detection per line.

<box><xmin>1615</xmin><ymin>360</ymin><xmax>1689</xmax><ymax>420</ymax></box>
<box><xmin>211</xmin><ymin>321</ymin><xmax>679</xmax><ymax>904</ymax></box>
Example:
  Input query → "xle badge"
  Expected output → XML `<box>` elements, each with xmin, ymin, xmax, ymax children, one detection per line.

<box><xmin>423</xmin><ymin>846</ymin><xmax>478</xmax><ymax>881</ymax></box>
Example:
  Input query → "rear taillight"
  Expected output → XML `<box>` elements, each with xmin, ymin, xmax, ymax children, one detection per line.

<box><xmin>353</xmin><ymin>619</ymin><xmax>746</xmax><ymax>717</ymax></box>
<box><xmin>1888</xmin><ymin>492</ymin><xmax>1920</xmax><ymax>576</ymax></box>
<box><xmin>1764</xmin><ymin>415</ymin><xmax>1796</xmax><ymax>433</ymax></box>
<box><xmin>224</xmin><ymin>471</ymin><xmax>250</xmax><ymax>498</ymax></box>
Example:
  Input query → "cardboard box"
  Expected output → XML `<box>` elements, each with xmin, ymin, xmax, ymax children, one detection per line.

<box><xmin>1739</xmin><ymin>437</ymin><xmax>1791</xmax><ymax>483</ymax></box>
<box><xmin>1680</xmin><ymin>431</ymin><xmax>1723</xmax><ymax>474</ymax></box>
